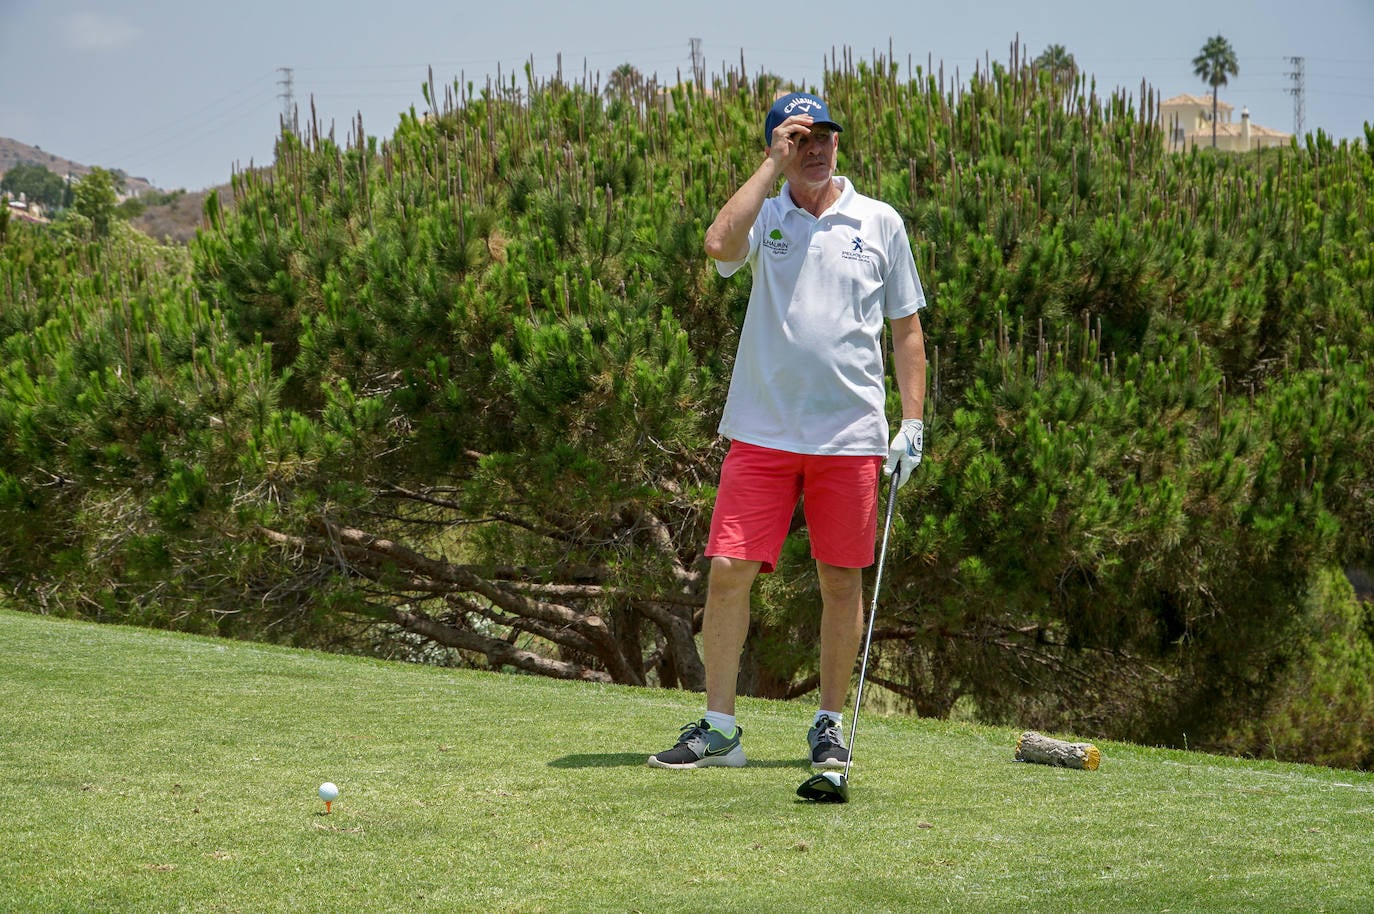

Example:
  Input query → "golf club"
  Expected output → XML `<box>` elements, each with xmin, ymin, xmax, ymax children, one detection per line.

<box><xmin>797</xmin><ymin>467</ymin><xmax>902</xmax><ymax>803</ymax></box>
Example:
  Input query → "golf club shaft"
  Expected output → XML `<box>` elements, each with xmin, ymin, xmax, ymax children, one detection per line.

<box><xmin>843</xmin><ymin>469</ymin><xmax>901</xmax><ymax>779</ymax></box>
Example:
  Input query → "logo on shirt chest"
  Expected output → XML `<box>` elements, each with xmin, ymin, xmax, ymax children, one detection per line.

<box><xmin>763</xmin><ymin>228</ymin><xmax>790</xmax><ymax>256</ymax></box>
<box><xmin>840</xmin><ymin>234</ymin><xmax>874</xmax><ymax>265</ymax></box>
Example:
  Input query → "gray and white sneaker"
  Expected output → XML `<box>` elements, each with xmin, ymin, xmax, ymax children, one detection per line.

<box><xmin>647</xmin><ymin>719</ymin><xmax>746</xmax><ymax>769</ymax></box>
<box><xmin>808</xmin><ymin>716</ymin><xmax>849</xmax><ymax>770</ymax></box>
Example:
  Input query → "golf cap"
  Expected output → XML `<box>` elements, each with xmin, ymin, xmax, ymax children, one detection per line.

<box><xmin>764</xmin><ymin>92</ymin><xmax>843</xmax><ymax>146</ymax></box>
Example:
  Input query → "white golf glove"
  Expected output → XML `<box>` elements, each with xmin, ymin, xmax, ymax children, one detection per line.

<box><xmin>885</xmin><ymin>418</ymin><xmax>924</xmax><ymax>489</ymax></box>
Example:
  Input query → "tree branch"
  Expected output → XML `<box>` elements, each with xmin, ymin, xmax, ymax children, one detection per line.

<box><xmin>393</xmin><ymin>607</ymin><xmax>612</xmax><ymax>682</ymax></box>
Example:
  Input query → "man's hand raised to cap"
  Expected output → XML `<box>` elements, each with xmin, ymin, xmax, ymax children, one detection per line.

<box><xmin>768</xmin><ymin>114</ymin><xmax>814</xmax><ymax>162</ymax></box>
<box><xmin>705</xmin><ymin>116</ymin><xmax>818</xmax><ymax>262</ymax></box>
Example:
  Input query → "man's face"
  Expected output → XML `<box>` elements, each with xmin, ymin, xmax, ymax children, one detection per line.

<box><xmin>782</xmin><ymin>125</ymin><xmax>838</xmax><ymax>190</ymax></box>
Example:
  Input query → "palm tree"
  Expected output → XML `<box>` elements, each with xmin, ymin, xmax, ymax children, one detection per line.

<box><xmin>1033</xmin><ymin>44</ymin><xmax>1077</xmax><ymax>91</ymax></box>
<box><xmin>1193</xmin><ymin>35</ymin><xmax>1239</xmax><ymax>148</ymax></box>
<box><xmin>604</xmin><ymin>63</ymin><xmax>643</xmax><ymax>101</ymax></box>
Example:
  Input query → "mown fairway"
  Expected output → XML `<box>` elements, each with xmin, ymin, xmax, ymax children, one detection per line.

<box><xmin>3</xmin><ymin>608</ymin><xmax>1372</xmax><ymax>913</ymax></box>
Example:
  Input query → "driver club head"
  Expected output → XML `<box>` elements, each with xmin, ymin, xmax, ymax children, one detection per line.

<box><xmin>796</xmin><ymin>770</ymin><xmax>849</xmax><ymax>803</ymax></box>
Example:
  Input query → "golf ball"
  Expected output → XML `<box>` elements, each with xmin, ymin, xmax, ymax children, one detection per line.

<box><xmin>318</xmin><ymin>782</ymin><xmax>339</xmax><ymax>802</ymax></box>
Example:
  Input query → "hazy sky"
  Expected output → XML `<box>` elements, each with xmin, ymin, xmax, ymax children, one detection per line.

<box><xmin>2</xmin><ymin>0</ymin><xmax>1371</xmax><ymax>191</ymax></box>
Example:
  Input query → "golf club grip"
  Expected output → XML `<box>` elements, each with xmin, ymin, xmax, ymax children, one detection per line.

<box><xmin>844</xmin><ymin>469</ymin><xmax>902</xmax><ymax>777</ymax></box>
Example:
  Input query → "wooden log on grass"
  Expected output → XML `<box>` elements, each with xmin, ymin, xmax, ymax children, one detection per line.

<box><xmin>1015</xmin><ymin>731</ymin><xmax>1101</xmax><ymax>770</ymax></box>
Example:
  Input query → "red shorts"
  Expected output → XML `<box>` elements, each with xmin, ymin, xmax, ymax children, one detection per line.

<box><xmin>707</xmin><ymin>441</ymin><xmax>883</xmax><ymax>573</ymax></box>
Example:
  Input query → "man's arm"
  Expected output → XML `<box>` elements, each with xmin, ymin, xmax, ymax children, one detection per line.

<box><xmin>703</xmin><ymin>115</ymin><xmax>812</xmax><ymax>262</ymax></box>
<box><xmin>703</xmin><ymin>160</ymin><xmax>778</xmax><ymax>262</ymax></box>
<box><xmin>884</xmin><ymin>310</ymin><xmax>928</xmax><ymax>488</ymax></box>
<box><xmin>890</xmin><ymin>311</ymin><xmax>927</xmax><ymax>421</ymax></box>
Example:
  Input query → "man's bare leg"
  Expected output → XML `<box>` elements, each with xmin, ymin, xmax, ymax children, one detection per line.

<box><xmin>817</xmin><ymin>561</ymin><xmax>864</xmax><ymax>714</ymax></box>
<box><xmin>646</xmin><ymin>555</ymin><xmax>758</xmax><ymax>769</ymax></box>
<box><xmin>702</xmin><ymin>556</ymin><xmax>761</xmax><ymax>716</ymax></box>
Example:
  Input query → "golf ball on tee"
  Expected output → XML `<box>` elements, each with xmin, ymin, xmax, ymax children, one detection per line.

<box><xmin>319</xmin><ymin>782</ymin><xmax>339</xmax><ymax>802</ymax></box>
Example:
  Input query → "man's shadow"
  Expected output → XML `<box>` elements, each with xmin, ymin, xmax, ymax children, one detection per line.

<box><xmin>549</xmin><ymin>753</ymin><xmax>805</xmax><ymax>769</ymax></box>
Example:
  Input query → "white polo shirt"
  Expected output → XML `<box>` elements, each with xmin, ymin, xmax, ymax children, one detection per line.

<box><xmin>713</xmin><ymin>176</ymin><xmax>926</xmax><ymax>456</ymax></box>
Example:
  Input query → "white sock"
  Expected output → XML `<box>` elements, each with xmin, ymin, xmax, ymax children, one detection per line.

<box><xmin>815</xmin><ymin>710</ymin><xmax>843</xmax><ymax>727</ymax></box>
<box><xmin>704</xmin><ymin>711</ymin><xmax>736</xmax><ymax>734</ymax></box>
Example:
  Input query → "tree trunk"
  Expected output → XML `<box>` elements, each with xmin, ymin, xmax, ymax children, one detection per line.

<box><xmin>1014</xmin><ymin>731</ymin><xmax>1101</xmax><ymax>770</ymax></box>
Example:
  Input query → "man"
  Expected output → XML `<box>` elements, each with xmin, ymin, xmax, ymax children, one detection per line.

<box><xmin>648</xmin><ymin>91</ymin><xmax>927</xmax><ymax>771</ymax></box>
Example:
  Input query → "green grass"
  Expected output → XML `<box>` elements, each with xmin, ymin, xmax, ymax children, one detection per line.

<box><xmin>2</xmin><ymin>609</ymin><xmax>1371</xmax><ymax>913</ymax></box>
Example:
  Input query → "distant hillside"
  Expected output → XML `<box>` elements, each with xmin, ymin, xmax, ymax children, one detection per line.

<box><xmin>129</xmin><ymin>185</ymin><xmax>233</xmax><ymax>244</ymax></box>
<box><xmin>1</xmin><ymin>135</ymin><xmax>244</xmax><ymax>244</ymax></box>
<box><xmin>0</xmin><ymin>135</ymin><xmax>160</xmax><ymax>197</ymax></box>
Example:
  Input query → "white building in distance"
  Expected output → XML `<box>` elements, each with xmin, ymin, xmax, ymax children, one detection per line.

<box><xmin>1160</xmin><ymin>94</ymin><xmax>1292</xmax><ymax>153</ymax></box>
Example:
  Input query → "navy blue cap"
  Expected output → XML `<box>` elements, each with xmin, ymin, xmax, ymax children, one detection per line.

<box><xmin>764</xmin><ymin>92</ymin><xmax>843</xmax><ymax>146</ymax></box>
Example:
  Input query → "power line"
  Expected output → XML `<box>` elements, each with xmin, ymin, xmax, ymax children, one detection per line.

<box><xmin>81</xmin><ymin>73</ymin><xmax>277</xmax><ymax>173</ymax></box>
<box><xmin>289</xmin><ymin>46</ymin><xmax>684</xmax><ymax>75</ymax></box>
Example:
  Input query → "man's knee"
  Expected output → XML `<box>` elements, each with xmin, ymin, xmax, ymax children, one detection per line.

<box><xmin>816</xmin><ymin>562</ymin><xmax>863</xmax><ymax>602</ymax></box>
<box><xmin>709</xmin><ymin>556</ymin><xmax>762</xmax><ymax>594</ymax></box>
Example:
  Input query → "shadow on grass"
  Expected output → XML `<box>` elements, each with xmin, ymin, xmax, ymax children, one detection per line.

<box><xmin>548</xmin><ymin>753</ymin><xmax>808</xmax><ymax>770</ymax></box>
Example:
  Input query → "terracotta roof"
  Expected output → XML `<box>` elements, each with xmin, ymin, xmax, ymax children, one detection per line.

<box><xmin>1160</xmin><ymin>93</ymin><xmax>1234</xmax><ymax>111</ymax></box>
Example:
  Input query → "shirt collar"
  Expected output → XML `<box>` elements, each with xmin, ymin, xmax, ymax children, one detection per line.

<box><xmin>780</xmin><ymin>175</ymin><xmax>851</xmax><ymax>216</ymax></box>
